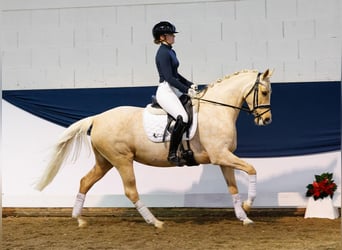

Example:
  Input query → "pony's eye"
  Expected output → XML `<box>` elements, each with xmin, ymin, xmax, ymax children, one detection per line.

<box><xmin>261</xmin><ymin>91</ymin><xmax>268</xmax><ymax>96</ymax></box>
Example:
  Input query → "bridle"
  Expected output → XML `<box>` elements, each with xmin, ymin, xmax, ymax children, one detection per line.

<box><xmin>193</xmin><ymin>73</ymin><xmax>271</xmax><ymax>119</ymax></box>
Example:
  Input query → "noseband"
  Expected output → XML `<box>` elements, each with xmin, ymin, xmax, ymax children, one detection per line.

<box><xmin>194</xmin><ymin>72</ymin><xmax>271</xmax><ymax>118</ymax></box>
<box><xmin>244</xmin><ymin>73</ymin><xmax>271</xmax><ymax>119</ymax></box>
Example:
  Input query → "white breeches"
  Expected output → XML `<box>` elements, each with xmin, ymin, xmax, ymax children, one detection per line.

<box><xmin>156</xmin><ymin>81</ymin><xmax>189</xmax><ymax>123</ymax></box>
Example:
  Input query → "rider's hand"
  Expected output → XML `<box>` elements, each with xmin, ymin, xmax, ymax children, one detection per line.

<box><xmin>187</xmin><ymin>88</ymin><xmax>197</xmax><ymax>98</ymax></box>
<box><xmin>190</xmin><ymin>84</ymin><xmax>198</xmax><ymax>91</ymax></box>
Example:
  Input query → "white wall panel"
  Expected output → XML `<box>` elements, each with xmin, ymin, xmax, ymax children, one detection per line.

<box><xmin>300</xmin><ymin>38</ymin><xmax>340</xmax><ymax>60</ymax></box>
<box><xmin>192</xmin><ymin>62</ymin><xmax>223</xmax><ymax>84</ymax></box>
<box><xmin>204</xmin><ymin>1</ymin><xmax>235</xmax><ymax>21</ymax></box>
<box><xmin>283</xmin><ymin>19</ymin><xmax>316</xmax><ymax>40</ymax></box>
<box><xmin>2</xmin><ymin>10</ymin><xmax>31</xmax><ymax>28</ymax></box>
<box><xmin>205</xmin><ymin>41</ymin><xmax>236</xmax><ymax>65</ymax></box>
<box><xmin>59</xmin><ymin>8</ymin><xmax>87</xmax><ymax>28</ymax></box>
<box><xmin>31</xmin><ymin>48</ymin><xmax>60</xmax><ymax>68</ymax></box>
<box><xmin>2</xmin><ymin>29</ymin><xmax>18</xmax><ymax>49</ymax></box>
<box><xmin>236</xmin><ymin>0</ymin><xmax>266</xmax><ymax>20</ymax></box>
<box><xmin>237</xmin><ymin>40</ymin><xmax>267</xmax><ymax>61</ymax></box>
<box><xmin>2</xmin><ymin>0</ymin><xmax>341</xmax><ymax>89</ymax></box>
<box><xmin>222</xmin><ymin>60</ymin><xmax>254</xmax><ymax>76</ymax></box>
<box><xmin>103</xmin><ymin>24</ymin><xmax>133</xmax><ymax>47</ymax></box>
<box><xmin>74</xmin><ymin>67</ymin><xmax>105</xmax><ymax>88</ymax></box>
<box><xmin>3</xmin><ymin>48</ymin><xmax>31</xmax><ymax>69</ymax></box>
<box><xmin>132</xmin><ymin>65</ymin><xmax>156</xmax><ymax>86</ymax></box>
<box><xmin>31</xmin><ymin>9</ymin><xmax>59</xmax><ymax>28</ymax></box>
<box><xmin>88</xmin><ymin>47</ymin><xmax>116</xmax><ymax>67</ymax></box>
<box><xmin>86</xmin><ymin>7</ymin><xmax>117</xmax><ymax>26</ymax></box>
<box><xmin>268</xmin><ymin>39</ymin><xmax>298</xmax><ymax>60</ymax></box>
<box><xmin>252</xmin><ymin>59</ymin><xmax>284</xmax><ymax>79</ymax></box>
<box><xmin>297</xmin><ymin>0</ymin><xmax>340</xmax><ymax>19</ymax></box>
<box><xmin>74</xmin><ymin>26</ymin><xmax>104</xmax><ymax>48</ymax></box>
<box><xmin>21</xmin><ymin>69</ymin><xmax>48</xmax><ymax>89</ymax></box>
<box><xmin>45</xmin><ymin>68</ymin><xmax>75</xmax><ymax>88</ymax></box>
<box><xmin>60</xmin><ymin>48</ymin><xmax>89</xmax><ymax>69</ymax></box>
<box><xmin>103</xmin><ymin>65</ymin><xmax>133</xmax><ymax>87</ymax></box>
<box><xmin>315</xmin><ymin>58</ymin><xmax>342</xmax><ymax>81</ymax></box>
<box><xmin>191</xmin><ymin>20</ymin><xmax>221</xmax><ymax>43</ymax></box>
<box><xmin>117</xmin><ymin>5</ymin><xmax>145</xmax><ymax>24</ymax></box>
<box><xmin>315</xmin><ymin>18</ymin><xmax>341</xmax><ymax>39</ymax></box>
<box><xmin>150</xmin><ymin>3</ymin><xmax>206</xmax><ymax>23</ymax></box>
<box><xmin>266</xmin><ymin>0</ymin><xmax>297</xmax><ymax>20</ymax></box>
<box><xmin>284</xmin><ymin>59</ymin><xmax>316</xmax><ymax>82</ymax></box>
<box><xmin>2</xmin><ymin>69</ymin><xmax>31</xmax><ymax>89</ymax></box>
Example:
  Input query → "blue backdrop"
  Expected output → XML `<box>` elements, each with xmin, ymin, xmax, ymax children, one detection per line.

<box><xmin>3</xmin><ymin>82</ymin><xmax>341</xmax><ymax>157</ymax></box>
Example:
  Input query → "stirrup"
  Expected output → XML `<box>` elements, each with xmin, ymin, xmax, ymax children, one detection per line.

<box><xmin>167</xmin><ymin>154</ymin><xmax>186</xmax><ymax>166</ymax></box>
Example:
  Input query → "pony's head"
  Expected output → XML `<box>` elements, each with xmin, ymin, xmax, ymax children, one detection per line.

<box><xmin>244</xmin><ymin>69</ymin><xmax>273</xmax><ymax>126</ymax></box>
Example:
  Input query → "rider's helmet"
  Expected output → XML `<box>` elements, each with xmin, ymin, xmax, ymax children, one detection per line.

<box><xmin>152</xmin><ymin>21</ymin><xmax>178</xmax><ymax>44</ymax></box>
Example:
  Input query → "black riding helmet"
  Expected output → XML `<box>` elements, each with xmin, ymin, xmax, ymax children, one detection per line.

<box><xmin>152</xmin><ymin>21</ymin><xmax>178</xmax><ymax>42</ymax></box>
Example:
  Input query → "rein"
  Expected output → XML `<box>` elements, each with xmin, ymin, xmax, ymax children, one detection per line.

<box><xmin>193</xmin><ymin>96</ymin><xmax>252</xmax><ymax>113</ymax></box>
<box><xmin>193</xmin><ymin>72</ymin><xmax>271</xmax><ymax>117</ymax></box>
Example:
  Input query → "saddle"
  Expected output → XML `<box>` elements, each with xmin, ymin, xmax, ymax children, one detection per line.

<box><xmin>151</xmin><ymin>94</ymin><xmax>193</xmax><ymax>139</ymax></box>
<box><xmin>145</xmin><ymin>95</ymin><xmax>198</xmax><ymax>166</ymax></box>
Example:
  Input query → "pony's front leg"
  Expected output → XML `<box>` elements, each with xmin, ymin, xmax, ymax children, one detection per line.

<box><xmin>220</xmin><ymin>166</ymin><xmax>254</xmax><ymax>225</ymax></box>
<box><xmin>242</xmin><ymin>174</ymin><xmax>257</xmax><ymax>213</ymax></box>
<box><xmin>134</xmin><ymin>200</ymin><xmax>164</xmax><ymax>228</ymax></box>
<box><xmin>221</xmin><ymin>153</ymin><xmax>258</xmax><ymax>215</ymax></box>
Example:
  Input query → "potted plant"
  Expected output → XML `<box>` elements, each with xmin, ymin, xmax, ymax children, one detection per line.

<box><xmin>304</xmin><ymin>172</ymin><xmax>339</xmax><ymax>219</ymax></box>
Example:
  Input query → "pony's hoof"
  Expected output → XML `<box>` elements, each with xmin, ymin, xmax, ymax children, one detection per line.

<box><xmin>243</xmin><ymin>218</ymin><xmax>254</xmax><ymax>226</ymax></box>
<box><xmin>154</xmin><ymin>220</ymin><xmax>164</xmax><ymax>229</ymax></box>
<box><xmin>242</xmin><ymin>200</ymin><xmax>252</xmax><ymax>213</ymax></box>
<box><xmin>77</xmin><ymin>218</ymin><xmax>88</xmax><ymax>228</ymax></box>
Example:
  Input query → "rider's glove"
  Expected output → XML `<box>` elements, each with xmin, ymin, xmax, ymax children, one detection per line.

<box><xmin>187</xmin><ymin>88</ymin><xmax>197</xmax><ymax>98</ymax></box>
<box><xmin>190</xmin><ymin>84</ymin><xmax>198</xmax><ymax>91</ymax></box>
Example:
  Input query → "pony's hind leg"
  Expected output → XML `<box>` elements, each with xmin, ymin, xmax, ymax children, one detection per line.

<box><xmin>115</xmin><ymin>160</ymin><xmax>164</xmax><ymax>228</ymax></box>
<box><xmin>220</xmin><ymin>166</ymin><xmax>254</xmax><ymax>225</ymax></box>
<box><xmin>72</xmin><ymin>151</ymin><xmax>113</xmax><ymax>227</ymax></box>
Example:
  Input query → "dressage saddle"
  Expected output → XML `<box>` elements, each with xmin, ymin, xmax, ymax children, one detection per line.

<box><xmin>150</xmin><ymin>94</ymin><xmax>198</xmax><ymax>167</ymax></box>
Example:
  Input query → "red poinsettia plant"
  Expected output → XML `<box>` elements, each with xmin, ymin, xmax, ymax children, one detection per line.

<box><xmin>306</xmin><ymin>172</ymin><xmax>337</xmax><ymax>200</ymax></box>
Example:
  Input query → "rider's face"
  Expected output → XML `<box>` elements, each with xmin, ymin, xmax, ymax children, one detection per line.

<box><xmin>163</xmin><ymin>33</ymin><xmax>175</xmax><ymax>45</ymax></box>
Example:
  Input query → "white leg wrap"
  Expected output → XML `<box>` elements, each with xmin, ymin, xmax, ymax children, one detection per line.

<box><xmin>248</xmin><ymin>174</ymin><xmax>257</xmax><ymax>204</ymax></box>
<box><xmin>232</xmin><ymin>193</ymin><xmax>247</xmax><ymax>221</ymax></box>
<box><xmin>134</xmin><ymin>200</ymin><xmax>157</xmax><ymax>225</ymax></box>
<box><xmin>72</xmin><ymin>193</ymin><xmax>86</xmax><ymax>218</ymax></box>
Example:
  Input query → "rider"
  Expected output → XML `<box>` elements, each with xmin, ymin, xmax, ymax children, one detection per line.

<box><xmin>152</xmin><ymin>21</ymin><xmax>197</xmax><ymax>165</ymax></box>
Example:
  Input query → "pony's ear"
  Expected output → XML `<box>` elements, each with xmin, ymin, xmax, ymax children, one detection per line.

<box><xmin>262</xmin><ymin>68</ymin><xmax>274</xmax><ymax>79</ymax></box>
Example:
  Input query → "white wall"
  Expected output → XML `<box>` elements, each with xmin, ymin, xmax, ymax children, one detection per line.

<box><xmin>2</xmin><ymin>0</ymin><xmax>341</xmax><ymax>208</ymax></box>
<box><xmin>2</xmin><ymin>0</ymin><xmax>341</xmax><ymax>90</ymax></box>
<box><xmin>2</xmin><ymin>100</ymin><xmax>341</xmax><ymax>208</ymax></box>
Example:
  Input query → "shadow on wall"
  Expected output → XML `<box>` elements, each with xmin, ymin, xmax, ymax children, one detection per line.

<box><xmin>182</xmin><ymin>157</ymin><xmax>340</xmax><ymax>207</ymax></box>
<box><xmin>93</xmin><ymin>155</ymin><xmax>340</xmax><ymax>207</ymax></box>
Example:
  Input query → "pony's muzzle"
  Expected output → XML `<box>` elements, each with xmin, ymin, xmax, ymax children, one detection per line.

<box><xmin>263</xmin><ymin>116</ymin><xmax>272</xmax><ymax>125</ymax></box>
<box><xmin>255</xmin><ymin>112</ymin><xmax>272</xmax><ymax>126</ymax></box>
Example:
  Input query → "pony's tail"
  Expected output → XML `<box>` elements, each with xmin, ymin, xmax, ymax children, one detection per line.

<box><xmin>35</xmin><ymin>116</ymin><xmax>94</xmax><ymax>191</ymax></box>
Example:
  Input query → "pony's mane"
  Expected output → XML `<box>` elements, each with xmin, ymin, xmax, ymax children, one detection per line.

<box><xmin>208</xmin><ymin>69</ymin><xmax>259</xmax><ymax>88</ymax></box>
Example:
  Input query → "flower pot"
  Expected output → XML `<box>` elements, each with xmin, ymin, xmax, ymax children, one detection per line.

<box><xmin>304</xmin><ymin>196</ymin><xmax>339</xmax><ymax>219</ymax></box>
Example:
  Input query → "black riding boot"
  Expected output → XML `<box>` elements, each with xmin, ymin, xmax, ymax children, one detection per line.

<box><xmin>167</xmin><ymin>115</ymin><xmax>187</xmax><ymax>165</ymax></box>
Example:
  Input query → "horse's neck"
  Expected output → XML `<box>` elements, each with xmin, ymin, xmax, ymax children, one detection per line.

<box><xmin>203</xmin><ymin>73</ymin><xmax>255</xmax><ymax>108</ymax></box>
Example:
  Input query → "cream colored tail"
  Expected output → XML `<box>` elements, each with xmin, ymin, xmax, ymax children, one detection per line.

<box><xmin>35</xmin><ymin>116</ymin><xmax>94</xmax><ymax>191</ymax></box>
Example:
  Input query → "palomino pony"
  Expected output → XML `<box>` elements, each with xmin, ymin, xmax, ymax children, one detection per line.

<box><xmin>35</xmin><ymin>69</ymin><xmax>273</xmax><ymax>228</ymax></box>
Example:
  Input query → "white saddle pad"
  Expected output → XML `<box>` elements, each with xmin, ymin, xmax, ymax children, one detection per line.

<box><xmin>143</xmin><ymin>104</ymin><xmax>198</xmax><ymax>143</ymax></box>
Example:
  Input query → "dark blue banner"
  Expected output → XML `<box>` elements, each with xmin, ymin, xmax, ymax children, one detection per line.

<box><xmin>3</xmin><ymin>82</ymin><xmax>341</xmax><ymax>157</ymax></box>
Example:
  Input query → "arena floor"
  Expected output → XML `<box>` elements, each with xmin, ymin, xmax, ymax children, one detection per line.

<box><xmin>2</xmin><ymin>208</ymin><xmax>341</xmax><ymax>250</ymax></box>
